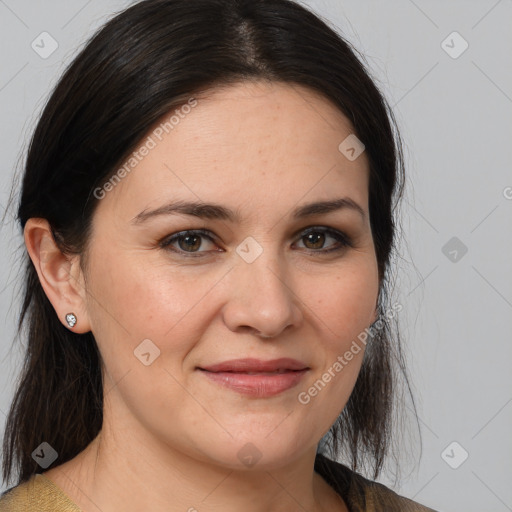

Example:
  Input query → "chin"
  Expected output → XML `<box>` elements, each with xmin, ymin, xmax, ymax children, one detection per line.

<box><xmin>196</xmin><ymin>435</ymin><xmax>311</xmax><ymax>472</ymax></box>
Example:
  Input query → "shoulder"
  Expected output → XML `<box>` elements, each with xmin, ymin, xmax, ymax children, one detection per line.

<box><xmin>314</xmin><ymin>453</ymin><xmax>439</xmax><ymax>512</ymax></box>
<box><xmin>0</xmin><ymin>473</ymin><xmax>81</xmax><ymax>512</ymax></box>
<box><xmin>360</xmin><ymin>478</ymin><xmax>439</xmax><ymax>512</ymax></box>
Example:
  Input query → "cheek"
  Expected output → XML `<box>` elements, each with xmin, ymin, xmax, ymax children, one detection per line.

<box><xmin>88</xmin><ymin>250</ymin><xmax>181</xmax><ymax>328</ymax></box>
<box><xmin>85</xmin><ymin>251</ymin><xmax>224</xmax><ymax>367</ymax></box>
<box><xmin>295</xmin><ymin>259</ymin><xmax>378</xmax><ymax>411</ymax></box>
<box><xmin>309</xmin><ymin>259</ymin><xmax>379</xmax><ymax>347</ymax></box>
<box><xmin>84</xmin><ymin>255</ymin><xmax>202</xmax><ymax>420</ymax></box>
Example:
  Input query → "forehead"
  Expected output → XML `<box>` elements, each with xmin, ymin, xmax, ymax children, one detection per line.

<box><xmin>95</xmin><ymin>81</ymin><xmax>370</xmax><ymax>222</ymax></box>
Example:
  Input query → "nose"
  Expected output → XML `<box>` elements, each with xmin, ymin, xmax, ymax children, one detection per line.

<box><xmin>221</xmin><ymin>249</ymin><xmax>303</xmax><ymax>339</ymax></box>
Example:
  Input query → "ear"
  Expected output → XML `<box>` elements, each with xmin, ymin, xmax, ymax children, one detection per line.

<box><xmin>24</xmin><ymin>218</ymin><xmax>92</xmax><ymax>333</ymax></box>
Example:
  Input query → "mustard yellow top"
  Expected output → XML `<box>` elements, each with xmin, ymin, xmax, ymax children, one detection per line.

<box><xmin>0</xmin><ymin>473</ymin><xmax>80</xmax><ymax>511</ymax></box>
<box><xmin>0</xmin><ymin>455</ymin><xmax>438</xmax><ymax>512</ymax></box>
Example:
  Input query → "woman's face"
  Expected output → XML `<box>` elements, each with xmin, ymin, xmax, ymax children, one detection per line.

<box><xmin>83</xmin><ymin>80</ymin><xmax>379</xmax><ymax>470</ymax></box>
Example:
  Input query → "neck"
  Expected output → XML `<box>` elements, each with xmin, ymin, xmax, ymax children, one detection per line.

<box><xmin>44</xmin><ymin>424</ymin><xmax>346</xmax><ymax>512</ymax></box>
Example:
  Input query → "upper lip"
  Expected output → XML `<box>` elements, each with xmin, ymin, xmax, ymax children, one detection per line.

<box><xmin>198</xmin><ymin>358</ymin><xmax>309</xmax><ymax>373</ymax></box>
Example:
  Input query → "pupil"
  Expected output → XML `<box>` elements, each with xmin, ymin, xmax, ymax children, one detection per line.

<box><xmin>306</xmin><ymin>232</ymin><xmax>324</xmax><ymax>249</ymax></box>
<box><xmin>181</xmin><ymin>234</ymin><xmax>200</xmax><ymax>251</ymax></box>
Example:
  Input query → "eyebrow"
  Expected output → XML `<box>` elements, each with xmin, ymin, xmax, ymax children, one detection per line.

<box><xmin>131</xmin><ymin>197</ymin><xmax>366</xmax><ymax>225</ymax></box>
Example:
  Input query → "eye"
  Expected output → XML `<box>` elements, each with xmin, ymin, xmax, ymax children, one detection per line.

<box><xmin>159</xmin><ymin>227</ymin><xmax>353</xmax><ymax>257</ymax></box>
<box><xmin>160</xmin><ymin>229</ymin><xmax>218</xmax><ymax>257</ymax></box>
<box><xmin>294</xmin><ymin>227</ymin><xmax>353</xmax><ymax>253</ymax></box>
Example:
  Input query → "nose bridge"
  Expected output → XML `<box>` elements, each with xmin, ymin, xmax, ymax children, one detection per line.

<box><xmin>224</xmin><ymin>235</ymin><xmax>301</xmax><ymax>336</ymax></box>
<box><xmin>237</xmin><ymin>235</ymin><xmax>290</xmax><ymax>302</ymax></box>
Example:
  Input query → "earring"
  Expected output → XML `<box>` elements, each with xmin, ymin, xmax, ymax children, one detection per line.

<box><xmin>65</xmin><ymin>313</ymin><xmax>77</xmax><ymax>328</ymax></box>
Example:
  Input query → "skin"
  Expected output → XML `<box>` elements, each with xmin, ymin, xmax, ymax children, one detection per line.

<box><xmin>25</xmin><ymin>80</ymin><xmax>379</xmax><ymax>512</ymax></box>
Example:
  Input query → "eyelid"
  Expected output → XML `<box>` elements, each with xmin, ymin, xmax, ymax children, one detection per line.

<box><xmin>159</xmin><ymin>225</ymin><xmax>354</xmax><ymax>257</ymax></box>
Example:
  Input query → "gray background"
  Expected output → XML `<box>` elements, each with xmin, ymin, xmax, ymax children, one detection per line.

<box><xmin>1</xmin><ymin>1</ymin><xmax>511</xmax><ymax>510</ymax></box>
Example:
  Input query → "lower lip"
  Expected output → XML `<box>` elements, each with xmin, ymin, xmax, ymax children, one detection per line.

<box><xmin>198</xmin><ymin>369</ymin><xmax>308</xmax><ymax>397</ymax></box>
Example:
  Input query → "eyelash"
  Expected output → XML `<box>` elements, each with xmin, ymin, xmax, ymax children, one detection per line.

<box><xmin>159</xmin><ymin>227</ymin><xmax>353</xmax><ymax>258</ymax></box>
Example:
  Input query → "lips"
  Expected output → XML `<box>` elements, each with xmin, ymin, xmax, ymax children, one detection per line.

<box><xmin>198</xmin><ymin>357</ymin><xmax>309</xmax><ymax>373</ymax></box>
<box><xmin>197</xmin><ymin>358</ymin><xmax>310</xmax><ymax>398</ymax></box>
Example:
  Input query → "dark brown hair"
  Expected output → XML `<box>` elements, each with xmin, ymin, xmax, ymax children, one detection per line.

<box><xmin>2</xmin><ymin>0</ymin><xmax>419</xmax><ymax>488</ymax></box>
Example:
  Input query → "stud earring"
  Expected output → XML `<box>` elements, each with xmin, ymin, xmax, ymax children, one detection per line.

<box><xmin>65</xmin><ymin>313</ymin><xmax>77</xmax><ymax>328</ymax></box>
